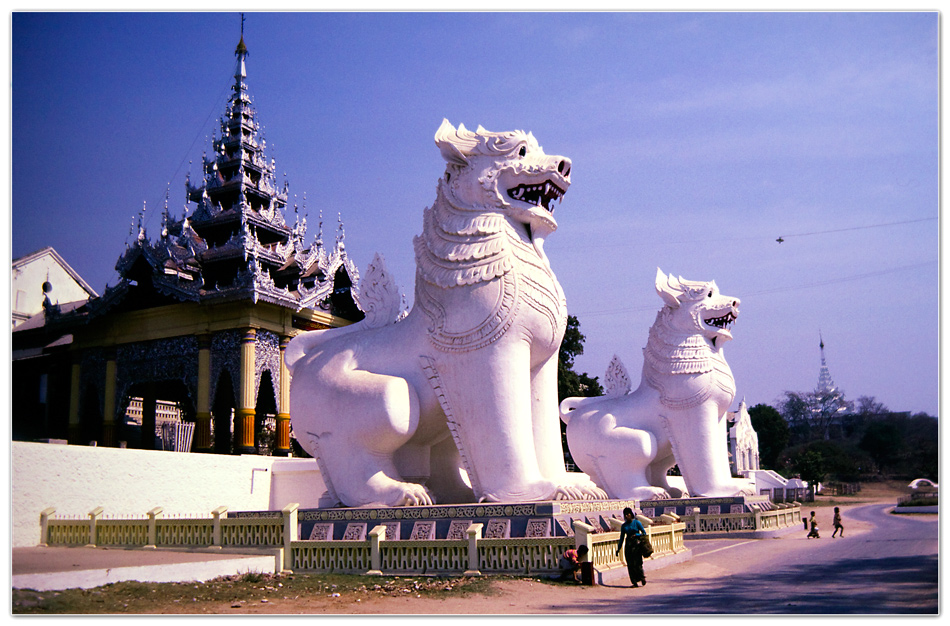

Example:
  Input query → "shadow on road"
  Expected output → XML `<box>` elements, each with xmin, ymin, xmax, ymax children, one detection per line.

<box><xmin>555</xmin><ymin>554</ymin><xmax>938</xmax><ymax>614</ymax></box>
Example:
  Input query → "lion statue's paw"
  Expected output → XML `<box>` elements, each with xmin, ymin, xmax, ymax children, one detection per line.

<box><xmin>629</xmin><ymin>486</ymin><xmax>672</xmax><ymax>500</ymax></box>
<box><xmin>365</xmin><ymin>475</ymin><xmax>436</xmax><ymax>507</ymax></box>
<box><xmin>392</xmin><ymin>483</ymin><xmax>436</xmax><ymax>507</ymax></box>
<box><xmin>554</xmin><ymin>474</ymin><xmax>609</xmax><ymax>500</ymax></box>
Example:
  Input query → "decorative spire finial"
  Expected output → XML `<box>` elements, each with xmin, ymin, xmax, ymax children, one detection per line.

<box><xmin>234</xmin><ymin>13</ymin><xmax>247</xmax><ymax>80</ymax></box>
<box><xmin>236</xmin><ymin>13</ymin><xmax>247</xmax><ymax>56</ymax></box>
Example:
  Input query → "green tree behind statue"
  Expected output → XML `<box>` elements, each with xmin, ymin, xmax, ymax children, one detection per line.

<box><xmin>558</xmin><ymin>315</ymin><xmax>603</xmax><ymax>470</ymax></box>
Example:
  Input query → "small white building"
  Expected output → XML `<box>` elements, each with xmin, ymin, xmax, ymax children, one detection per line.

<box><xmin>11</xmin><ymin>247</ymin><xmax>97</xmax><ymax>328</ymax></box>
<box><xmin>727</xmin><ymin>399</ymin><xmax>760</xmax><ymax>476</ymax></box>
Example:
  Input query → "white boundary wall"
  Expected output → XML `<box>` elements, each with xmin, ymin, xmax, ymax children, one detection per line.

<box><xmin>11</xmin><ymin>441</ymin><xmax>326</xmax><ymax>547</ymax></box>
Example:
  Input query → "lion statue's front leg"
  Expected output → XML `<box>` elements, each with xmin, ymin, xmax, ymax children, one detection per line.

<box><xmin>289</xmin><ymin>343</ymin><xmax>436</xmax><ymax>508</ymax></box>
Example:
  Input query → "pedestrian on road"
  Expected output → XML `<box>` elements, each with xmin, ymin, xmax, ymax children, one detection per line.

<box><xmin>832</xmin><ymin>506</ymin><xmax>844</xmax><ymax>537</ymax></box>
<box><xmin>807</xmin><ymin>511</ymin><xmax>820</xmax><ymax>538</ymax></box>
<box><xmin>616</xmin><ymin>507</ymin><xmax>647</xmax><ymax>588</ymax></box>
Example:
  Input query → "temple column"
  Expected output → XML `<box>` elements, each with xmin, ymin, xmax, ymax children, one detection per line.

<box><xmin>194</xmin><ymin>334</ymin><xmax>213</xmax><ymax>453</ymax></box>
<box><xmin>101</xmin><ymin>349</ymin><xmax>117</xmax><ymax>447</ymax></box>
<box><xmin>235</xmin><ymin>328</ymin><xmax>257</xmax><ymax>455</ymax></box>
<box><xmin>67</xmin><ymin>355</ymin><xmax>81</xmax><ymax>444</ymax></box>
<box><xmin>274</xmin><ymin>335</ymin><xmax>292</xmax><ymax>456</ymax></box>
<box><xmin>141</xmin><ymin>382</ymin><xmax>158</xmax><ymax>450</ymax></box>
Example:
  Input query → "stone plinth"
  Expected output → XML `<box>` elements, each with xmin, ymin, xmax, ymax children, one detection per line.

<box><xmin>638</xmin><ymin>494</ymin><xmax>773</xmax><ymax>517</ymax></box>
<box><xmin>292</xmin><ymin>499</ymin><xmax>640</xmax><ymax>541</ymax></box>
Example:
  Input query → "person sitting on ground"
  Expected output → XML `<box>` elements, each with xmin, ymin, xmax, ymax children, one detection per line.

<box><xmin>558</xmin><ymin>544</ymin><xmax>589</xmax><ymax>582</ymax></box>
<box><xmin>807</xmin><ymin>511</ymin><xmax>820</xmax><ymax>538</ymax></box>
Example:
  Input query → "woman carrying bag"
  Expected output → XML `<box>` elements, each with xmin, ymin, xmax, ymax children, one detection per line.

<box><xmin>616</xmin><ymin>507</ymin><xmax>648</xmax><ymax>588</ymax></box>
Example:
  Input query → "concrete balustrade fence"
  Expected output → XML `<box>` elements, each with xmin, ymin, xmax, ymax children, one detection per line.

<box><xmin>39</xmin><ymin>504</ymin><xmax>690</xmax><ymax>577</ymax></box>
<box><xmin>683</xmin><ymin>503</ymin><xmax>802</xmax><ymax>535</ymax></box>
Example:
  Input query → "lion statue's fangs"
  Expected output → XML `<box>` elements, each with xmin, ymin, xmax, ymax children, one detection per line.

<box><xmin>285</xmin><ymin>119</ymin><xmax>606</xmax><ymax>508</ymax></box>
<box><xmin>560</xmin><ymin>269</ymin><xmax>754</xmax><ymax>500</ymax></box>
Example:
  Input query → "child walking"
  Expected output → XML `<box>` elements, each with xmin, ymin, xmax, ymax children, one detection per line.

<box><xmin>831</xmin><ymin>507</ymin><xmax>844</xmax><ymax>537</ymax></box>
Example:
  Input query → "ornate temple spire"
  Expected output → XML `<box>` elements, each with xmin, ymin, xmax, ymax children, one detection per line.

<box><xmin>99</xmin><ymin>16</ymin><xmax>363</xmax><ymax>321</ymax></box>
<box><xmin>235</xmin><ymin>13</ymin><xmax>248</xmax><ymax>79</ymax></box>
<box><xmin>816</xmin><ymin>331</ymin><xmax>836</xmax><ymax>394</ymax></box>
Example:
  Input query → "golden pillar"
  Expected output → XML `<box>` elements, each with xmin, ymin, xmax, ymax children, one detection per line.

<box><xmin>67</xmin><ymin>356</ymin><xmax>81</xmax><ymax>444</ymax></box>
<box><xmin>194</xmin><ymin>334</ymin><xmax>213</xmax><ymax>453</ymax></box>
<box><xmin>236</xmin><ymin>328</ymin><xmax>257</xmax><ymax>454</ymax></box>
<box><xmin>275</xmin><ymin>335</ymin><xmax>292</xmax><ymax>456</ymax></box>
<box><xmin>102</xmin><ymin>350</ymin><xmax>117</xmax><ymax>447</ymax></box>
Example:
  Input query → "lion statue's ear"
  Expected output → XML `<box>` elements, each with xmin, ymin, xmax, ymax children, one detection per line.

<box><xmin>655</xmin><ymin>268</ymin><xmax>682</xmax><ymax>309</ymax></box>
<box><xmin>435</xmin><ymin>119</ymin><xmax>472</xmax><ymax>166</ymax></box>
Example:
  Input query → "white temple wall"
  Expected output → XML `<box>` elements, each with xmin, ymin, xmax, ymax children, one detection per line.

<box><xmin>11</xmin><ymin>441</ymin><xmax>325</xmax><ymax>547</ymax></box>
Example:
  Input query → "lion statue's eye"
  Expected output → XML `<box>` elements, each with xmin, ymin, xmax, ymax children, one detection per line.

<box><xmin>707</xmin><ymin>290</ymin><xmax>713</xmax><ymax>297</ymax></box>
<box><xmin>519</xmin><ymin>146</ymin><xmax>527</xmax><ymax>157</ymax></box>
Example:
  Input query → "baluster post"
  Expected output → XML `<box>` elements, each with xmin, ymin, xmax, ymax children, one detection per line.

<box><xmin>39</xmin><ymin>508</ymin><xmax>55</xmax><ymax>546</ymax></box>
<box><xmin>572</xmin><ymin>521</ymin><xmax>595</xmax><ymax>555</ymax></box>
<box><xmin>212</xmin><ymin>506</ymin><xmax>228</xmax><ymax>549</ymax></box>
<box><xmin>281</xmin><ymin>503</ymin><xmax>298</xmax><ymax>572</ymax></box>
<box><xmin>464</xmin><ymin>523</ymin><xmax>483</xmax><ymax>576</ymax></box>
<box><xmin>367</xmin><ymin>525</ymin><xmax>386</xmax><ymax>576</ymax></box>
<box><xmin>86</xmin><ymin>506</ymin><xmax>104</xmax><ymax>548</ymax></box>
<box><xmin>145</xmin><ymin>507</ymin><xmax>163</xmax><ymax>549</ymax></box>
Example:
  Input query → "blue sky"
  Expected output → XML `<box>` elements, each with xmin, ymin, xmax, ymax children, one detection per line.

<box><xmin>11</xmin><ymin>11</ymin><xmax>939</xmax><ymax>416</ymax></box>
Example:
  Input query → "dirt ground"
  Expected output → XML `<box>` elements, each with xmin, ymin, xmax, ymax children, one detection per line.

<box><xmin>12</xmin><ymin>479</ymin><xmax>912</xmax><ymax>615</ymax></box>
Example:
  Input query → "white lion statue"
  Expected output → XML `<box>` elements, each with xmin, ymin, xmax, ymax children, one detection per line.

<box><xmin>559</xmin><ymin>269</ymin><xmax>753</xmax><ymax>500</ymax></box>
<box><xmin>286</xmin><ymin>119</ymin><xmax>606</xmax><ymax>507</ymax></box>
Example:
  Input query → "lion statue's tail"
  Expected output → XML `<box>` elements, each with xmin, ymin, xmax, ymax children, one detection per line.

<box><xmin>559</xmin><ymin>396</ymin><xmax>602</xmax><ymax>424</ymax></box>
<box><xmin>284</xmin><ymin>324</ymin><xmax>365</xmax><ymax>375</ymax></box>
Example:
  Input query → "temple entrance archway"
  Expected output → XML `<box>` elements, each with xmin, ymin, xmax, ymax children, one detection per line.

<box><xmin>255</xmin><ymin>370</ymin><xmax>278</xmax><ymax>455</ymax></box>
<box><xmin>118</xmin><ymin>380</ymin><xmax>195</xmax><ymax>450</ymax></box>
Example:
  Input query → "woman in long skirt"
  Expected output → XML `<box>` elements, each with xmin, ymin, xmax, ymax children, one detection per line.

<box><xmin>616</xmin><ymin>507</ymin><xmax>647</xmax><ymax>587</ymax></box>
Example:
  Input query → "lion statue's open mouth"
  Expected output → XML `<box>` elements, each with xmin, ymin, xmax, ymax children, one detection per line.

<box><xmin>704</xmin><ymin>312</ymin><xmax>736</xmax><ymax>329</ymax></box>
<box><xmin>507</xmin><ymin>180</ymin><xmax>567</xmax><ymax>213</ymax></box>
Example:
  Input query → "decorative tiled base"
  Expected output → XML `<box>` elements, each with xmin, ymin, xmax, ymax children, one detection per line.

<box><xmin>639</xmin><ymin>494</ymin><xmax>773</xmax><ymax>518</ymax></box>
<box><xmin>295</xmin><ymin>499</ymin><xmax>640</xmax><ymax>541</ymax></box>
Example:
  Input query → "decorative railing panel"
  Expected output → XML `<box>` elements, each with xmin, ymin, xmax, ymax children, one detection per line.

<box><xmin>97</xmin><ymin>519</ymin><xmax>149</xmax><ymax>546</ymax></box>
<box><xmin>46</xmin><ymin>520</ymin><xmax>90</xmax><ymax>546</ymax></box>
<box><xmin>379</xmin><ymin>540</ymin><xmax>468</xmax><ymax>573</ymax></box>
<box><xmin>291</xmin><ymin>541</ymin><xmax>370</xmax><ymax>573</ymax></box>
<box><xmin>221</xmin><ymin>518</ymin><xmax>283</xmax><ymax>547</ymax></box>
<box><xmin>156</xmin><ymin>520</ymin><xmax>214</xmax><ymax>546</ymax></box>
<box><xmin>478</xmin><ymin>538</ymin><xmax>572</xmax><ymax>574</ymax></box>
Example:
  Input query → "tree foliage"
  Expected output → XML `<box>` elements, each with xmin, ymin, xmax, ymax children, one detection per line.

<box><xmin>748</xmin><ymin>403</ymin><xmax>788</xmax><ymax>470</ymax></box>
<box><xmin>767</xmin><ymin>390</ymin><xmax>935</xmax><ymax>482</ymax></box>
<box><xmin>557</xmin><ymin>315</ymin><xmax>603</xmax><ymax>468</ymax></box>
<box><xmin>789</xmin><ymin>447</ymin><xmax>826</xmax><ymax>498</ymax></box>
<box><xmin>779</xmin><ymin>389</ymin><xmax>852</xmax><ymax>443</ymax></box>
<box><xmin>557</xmin><ymin>315</ymin><xmax>604</xmax><ymax>401</ymax></box>
<box><xmin>859</xmin><ymin>420</ymin><xmax>903</xmax><ymax>474</ymax></box>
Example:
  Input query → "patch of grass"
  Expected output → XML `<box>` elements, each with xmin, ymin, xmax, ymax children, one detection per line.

<box><xmin>11</xmin><ymin>572</ymin><xmax>504</xmax><ymax>614</ymax></box>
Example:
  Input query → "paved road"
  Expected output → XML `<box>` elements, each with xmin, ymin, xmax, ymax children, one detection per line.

<box><xmin>554</xmin><ymin>502</ymin><xmax>938</xmax><ymax>614</ymax></box>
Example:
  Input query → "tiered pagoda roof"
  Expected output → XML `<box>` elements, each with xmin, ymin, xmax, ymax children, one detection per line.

<box><xmin>85</xmin><ymin>34</ymin><xmax>365</xmax><ymax>323</ymax></box>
